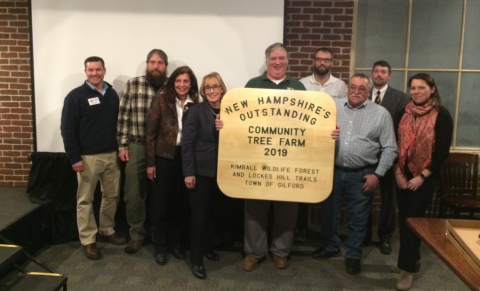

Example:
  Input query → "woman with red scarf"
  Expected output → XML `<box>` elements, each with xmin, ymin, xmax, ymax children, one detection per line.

<box><xmin>392</xmin><ymin>73</ymin><xmax>453</xmax><ymax>291</ymax></box>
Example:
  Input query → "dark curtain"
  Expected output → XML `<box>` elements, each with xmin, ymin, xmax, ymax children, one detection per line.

<box><xmin>26</xmin><ymin>152</ymin><xmax>78</xmax><ymax>244</ymax></box>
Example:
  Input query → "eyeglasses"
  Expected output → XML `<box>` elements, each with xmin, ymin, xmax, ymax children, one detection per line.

<box><xmin>348</xmin><ymin>85</ymin><xmax>368</xmax><ymax>94</ymax></box>
<box><xmin>314</xmin><ymin>58</ymin><xmax>333</xmax><ymax>64</ymax></box>
<box><xmin>205</xmin><ymin>85</ymin><xmax>221</xmax><ymax>91</ymax></box>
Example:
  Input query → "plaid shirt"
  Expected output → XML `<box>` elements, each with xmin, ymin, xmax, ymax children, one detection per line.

<box><xmin>334</xmin><ymin>98</ymin><xmax>397</xmax><ymax>176</ymax></box>
<box><xmin>117</xmin><ymin>76</ymin><xmax>164</xmax><ymax>150</ymax></box>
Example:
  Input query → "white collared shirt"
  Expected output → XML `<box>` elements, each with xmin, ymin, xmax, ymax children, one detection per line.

<box><xmin>299</xmin><ymin>73</ymin><xmax>347</xmax><ymax>99</ymax></box>
<box><xmin>175</xmin><ymin>95</ymin><xmax>194</xmax><ymax>145</ymax></box>
<box><xmin>372</xmin><ymin>85</ymin><xmax>389</xmax><ymax>104</ymax></box>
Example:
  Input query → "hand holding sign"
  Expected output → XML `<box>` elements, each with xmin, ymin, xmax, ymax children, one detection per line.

<box><xmin>217</xmin><ymin>88</ymin><xmax>337</xmax><ymax>203</ymax></box>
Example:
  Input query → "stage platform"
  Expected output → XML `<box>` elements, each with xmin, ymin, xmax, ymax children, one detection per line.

<box><xmin>0</xmin><ymin>187</ymin><xmax>39</xmax><ymax>234</ymax></box>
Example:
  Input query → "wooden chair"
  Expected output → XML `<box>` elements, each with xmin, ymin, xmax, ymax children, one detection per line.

<box><xmin>439</xmin><ymin>152</ymin><xmax>479</xmax><ymax>218</ymax></box>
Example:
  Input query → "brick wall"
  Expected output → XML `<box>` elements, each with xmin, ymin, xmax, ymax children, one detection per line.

<box><xmin>0</xmin><ymin>0</ymin><xmax>33</xmax><ymax>187</ymax></box>
<box><xmin>285</xmin><ymin>0</ymin><xmax>354</xmax><ymax>82</ymax></box>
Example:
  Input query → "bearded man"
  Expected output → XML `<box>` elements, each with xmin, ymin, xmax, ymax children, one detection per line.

<box><xmin>300</xmin><ymin>47</ymin><xmax>347</xmax><ymax>99</ymax></box>
<box><xmin>117</xmin><ymin>49</ymin><xmax>169</xmax><ymax>254</ymax></box>
<box><xmin>295</xmin><ymin>47</ymin><xmax>348</xmax><ymax>242</ymax></box>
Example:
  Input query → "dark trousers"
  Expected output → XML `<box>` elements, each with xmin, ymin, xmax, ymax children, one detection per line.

<box><xmin>396</xmin><ymin>173</ymin><xmax>438</xmax><ymax>272</ymax></box>
<box><xmin>151</xmin><ymin>147</ymin><xmax>189</xmax><ymax>252</ymax></box>
<box><xmin>366</xmin><ymin>167</ymin><xmax>396</xmax><ymax>242</ymax></box>
<box><xmin>188</xmin><ymin>175</ymin><xmax>217</xmax><ymax>265</ymax></box>
<box><xmin>296</xmin><ymin>203</ymin><xmax>309</xmax><ymax>229</ymax></box>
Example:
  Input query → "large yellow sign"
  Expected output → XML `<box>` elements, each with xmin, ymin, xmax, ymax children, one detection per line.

<box><xmin>217</xmin><ymin>88</ymin><xmax>337</xmax><ymax>203</ymax></box>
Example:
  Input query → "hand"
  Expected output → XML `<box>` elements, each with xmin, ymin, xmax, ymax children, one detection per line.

<box><xmin>147</xmin><ymin>166</ymin><xmax>156</xmax><ymax>181</ymax></box>
<box><xmin>215</xmin><ymin>115</ymin><xmax>223</xmax><ymax>131</ymax></box>
<box><xmin>184</xmin><ymin>175</ymin><xmax>196</xmax><ymax>189</ymax></box>
<box><xmin>361</xmin><ymin>174</ymin><xmax>379</xmax><ymax>193</ymax></box>
<box><xmin>331</xmin><ymin>124</ymin><xmax>340</xmax><ymax>140</ymax></box>
<box><xmin>118</xmin><ymin>150</ymin><xmax>129</xmax><ymax>162</ymax></box>
<box><xmin>407</xmin><ymin>176</ymin><xmax>424</xmax><ymax>192</ymax></box>
<box><xmin>72</xmin><ymin>161</ymin><xmax>84</xmax><ymax>173</ymax></box>
<box><xmin>395</xmin><ymin>173</ymin><xmax>408</xmax><ymax>190</ymax></box>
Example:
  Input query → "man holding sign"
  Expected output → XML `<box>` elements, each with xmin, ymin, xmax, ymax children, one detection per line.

<box><xmin>242</xmin><ymin>43</ymin><xmax>306</xmax><ymax>271</ymax></box>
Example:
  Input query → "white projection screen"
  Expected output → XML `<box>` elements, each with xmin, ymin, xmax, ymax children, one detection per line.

<box><xmin>31</xmin><ymin>0</ymin><xmax>284</xmax><ymax>152</ymax></box>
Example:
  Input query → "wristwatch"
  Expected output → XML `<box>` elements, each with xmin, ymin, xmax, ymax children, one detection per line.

<box><xmin>420</xmin><ymin>173</ymin><xmax>427</xmax><ymax>180</ymax></box>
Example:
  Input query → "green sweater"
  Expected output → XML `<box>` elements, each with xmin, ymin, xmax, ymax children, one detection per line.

<box><xmin>245</xmin><ymin>72</ymin><xmax>306</xmax><ymax>90</ymax></box>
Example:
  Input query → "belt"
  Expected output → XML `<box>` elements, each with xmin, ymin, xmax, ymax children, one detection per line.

<box><xmin>334</xmin><ymin>165</ymin><xmax>376</xmax><ymax>172</ymax></box>
<box><xmin>129</xmin><ymin>136</ymin><xmax>145</xmax><ymax>145</ymax></box>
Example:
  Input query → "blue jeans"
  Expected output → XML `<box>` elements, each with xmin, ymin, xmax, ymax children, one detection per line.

<box><xmin>321</xmin><ymin>167</ymin><xmax>374</xmax><ymax>259</ymax></box>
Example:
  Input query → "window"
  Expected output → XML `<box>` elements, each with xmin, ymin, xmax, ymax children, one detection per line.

<box><xmin>353</xmin><ymin>0</ymin><xmax>480</xmax><ymax>149</ymax></box>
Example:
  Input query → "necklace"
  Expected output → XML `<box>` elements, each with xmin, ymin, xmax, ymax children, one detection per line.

<box><xmin>211</xmin><ymin>108</ymin><xmax>219</xmax><ymax>116</ymax></box>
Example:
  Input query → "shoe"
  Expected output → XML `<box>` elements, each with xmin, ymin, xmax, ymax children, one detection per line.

<box><xmin>345</xmin><ymin>258</ymin><xmax>361</xmax><ymax>275</ymax></box>
<box><xmin>379</xmin><ymin>240</ymin><xmax>393</xmax><ymax>254</ymax></box>
<box><xmin>155</xmin><ymin>252</ymin><xmax>167</xmax><ymax>265</ymax></box>
<box><xmin>170</xmin><ymin>248</ymin><xmax>186</xmax><ymax>260</ymax></box>
<box><xmin>205</xmin><ymin>250</ymin><xmax>220</xmax><ymax>261</ymax></box>
<box><xmin>312</xmin><ymin>247</ymin><xmax>340</xmax><ymax>260</ymax></box>
<box><xmin>293</xmin><ymin>227</ymin><xmax>306</xmax><ymax>242</ymax></box>
<box><xmin>273</xmin><ymin>255</ymin><xmax>288</xmax><ymax>269</ymax></box>
<box><xmin>124</xmin><ymin>239</ymin><xmax>144</xmax><ymax>254</ymax></box>
<box><xmin>396</xmin><ymin>270</ymin><xmax>413</xmax><ymax>290</ymax></box>
<box><xmin>391</xmin><ymin>261</ymin><xmax>421</xmax><ymax>274</ymax></box>
<box><xmin>83</xmin><ymin>243</ymin><xmax>101</xmax><ymax>260</ymax></box>
<box><xmin>191</xmin><ymin>264</ymin><xmax>206</xmax><ymax>279</ymax></box>
<box><xmin>242</xmin><ymin>254</ymin><xmax>260</xmax><ymax>271</ymax></box>
<box><xmin>97</xmin><ymin>232</ymin><xmax>127</xmax><ymax>245</ymax></box>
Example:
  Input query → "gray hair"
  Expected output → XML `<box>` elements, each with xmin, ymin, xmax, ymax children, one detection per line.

<box><xmin>349</xmin><ymin>73</ymin><xmax>372</xmax><ymax>91</ymax></box>
<box><xmin>265</xmin><ymin>43</ymin><xmax>288</xmax><ymax>60</ymax></box>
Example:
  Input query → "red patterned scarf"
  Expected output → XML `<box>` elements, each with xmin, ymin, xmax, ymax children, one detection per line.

<box><xmin>397</xmin><ymin>99</ymin><xmax>438</xmax><ymax>176</ymax></box>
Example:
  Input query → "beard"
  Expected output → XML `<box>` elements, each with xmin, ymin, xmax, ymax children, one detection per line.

<box><xmin>314</xmin><ymin>65</ymin><xmax>331</xmax><ymax>77</ymax></box>
<box><xmin>146</xmin><ymin>69</ymin><xmax>167</xmax><ymax>89</ymax></box>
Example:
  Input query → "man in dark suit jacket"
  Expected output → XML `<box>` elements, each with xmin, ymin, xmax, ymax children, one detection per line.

<box><xmin>366</xmin><ymin>60</ymin><xmax>409</xmax><ymax>254</ymax></box>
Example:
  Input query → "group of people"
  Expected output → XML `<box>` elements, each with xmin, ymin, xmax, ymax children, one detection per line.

<box><xmin>60</xmin><ymin>43</ymin><xmax>453</xmax><ymax>290</ymax></box>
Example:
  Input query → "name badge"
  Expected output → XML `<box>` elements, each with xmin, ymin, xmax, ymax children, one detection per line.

<box><xmin>88</xmin><ymin>97</ymin><xmax>100</xmax><ymax>106</ymax></box>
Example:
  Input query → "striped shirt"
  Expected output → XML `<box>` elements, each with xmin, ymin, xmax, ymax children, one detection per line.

<box><xmin>334</xmin><ymin>98</ymin><xmax>397</xmax><ymax>176</ymax></box>
<box><xmin>117</xmin><ymin>76</ymin><xmax>164</xmax><ymax>150</ymax></box>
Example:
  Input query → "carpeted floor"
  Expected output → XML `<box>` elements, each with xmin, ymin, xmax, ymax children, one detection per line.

<box><xmin>24</xmin><ymin>230</ymin><xmax>468</xmax><ymax>291</ymax></box>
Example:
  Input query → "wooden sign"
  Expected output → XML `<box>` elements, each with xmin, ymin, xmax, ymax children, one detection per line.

<box><xmin>217</xmin><ymin>88</ymin><xmax>337</xmax><ymax>203</ymax></box>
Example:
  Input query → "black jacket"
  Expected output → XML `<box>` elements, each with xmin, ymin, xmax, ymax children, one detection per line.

<box><xmin>60</xmin><ymin>81</ymin><xmax>119</xmax><ymax>165</ymax></box>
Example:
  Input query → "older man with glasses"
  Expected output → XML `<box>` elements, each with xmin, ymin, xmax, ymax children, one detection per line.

<box><xmin>311</xmin><ymin>73</ymin><xmax>397</xmax><ymax>275</ymax></box>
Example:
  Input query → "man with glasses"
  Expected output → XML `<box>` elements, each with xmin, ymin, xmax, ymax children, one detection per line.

<box><xmin>312</xmin><ymin>74</ymin><xmax>397</xmax><ymax>275</ymax></box>
<box><xmin>117</xmin><ymin>49</ymin><xmax>169</xmax><ymax>254</ymax></box>
<box><xmin>295</xmin><ymin>47</ymin><xmax>348</xmax><ymax>242</ymax></box>
<box><xmin>364</xmin><ymin>60</ymin><xmax>409</xmax><ymax>255</ymax></box>
<box><xmin>299</xmin><ymin>47</ymin><xmax>347</xmax><ymax>99</ymax></box>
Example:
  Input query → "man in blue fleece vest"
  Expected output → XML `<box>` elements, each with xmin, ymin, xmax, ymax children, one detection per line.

<box><xmin>61</xmin><ymin>56</ymin><xmax>126</xmax><ymax>260</ymax></box>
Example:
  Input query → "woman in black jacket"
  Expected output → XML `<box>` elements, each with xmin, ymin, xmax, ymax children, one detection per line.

<box><xmin>182</xmin><ymin>72</ymin><xmax>226</xmax><ymax>279</ymax></box>
<box><xmin>392</xmin><ymin>73</ymin><xmax>453</xmax><ymax>291</ymax></box>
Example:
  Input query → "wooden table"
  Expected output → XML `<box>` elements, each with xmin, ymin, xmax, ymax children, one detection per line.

<box><xmin>407</xmin><ymin>218</ymin><xmax>480</xmax><ymax>291</ymax></box>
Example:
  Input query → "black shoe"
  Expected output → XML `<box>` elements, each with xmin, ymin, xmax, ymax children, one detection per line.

<box><xmin>191</xmin><ymin>264</ymin><xmax>206</xmax><ymax>279</ymax></box>
<box><xmin>205</xmin><ymin>250</ymin><xmax>220</xmax><ymax>261</ymax></box>
<box><xmin>345</xmin><ymin>258</ymin><xmax>361</xmax><ymax>274</ymax></box>
<box><xmin>379</xmin><ymin>240</ymin><xmax>393</xmax><ymax>254</ymax></box>
<box><xmin>312</xmin><ymin>247</ymin><xmax>340</xmax><ymax>260</ymax></box>
<box><xmin>155</xmin><ymin>252</ymin><xmax>167</xmax><ymax>265</ymax></box>
<box><xmin>293</xmin><ymin>227</ymin><xmax>306</xmax><ymax>242</ymax></box>
<box><xmin>170</xmin><ymin>248</ymin><xmax>186</xmax><ymax>260</ymax></box>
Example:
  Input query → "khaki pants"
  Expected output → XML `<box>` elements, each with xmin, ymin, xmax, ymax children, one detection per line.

<box><xmin>77</xmin><ymin>151</ymin><xmax>120</xmax><ymax>245</ymax></box>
